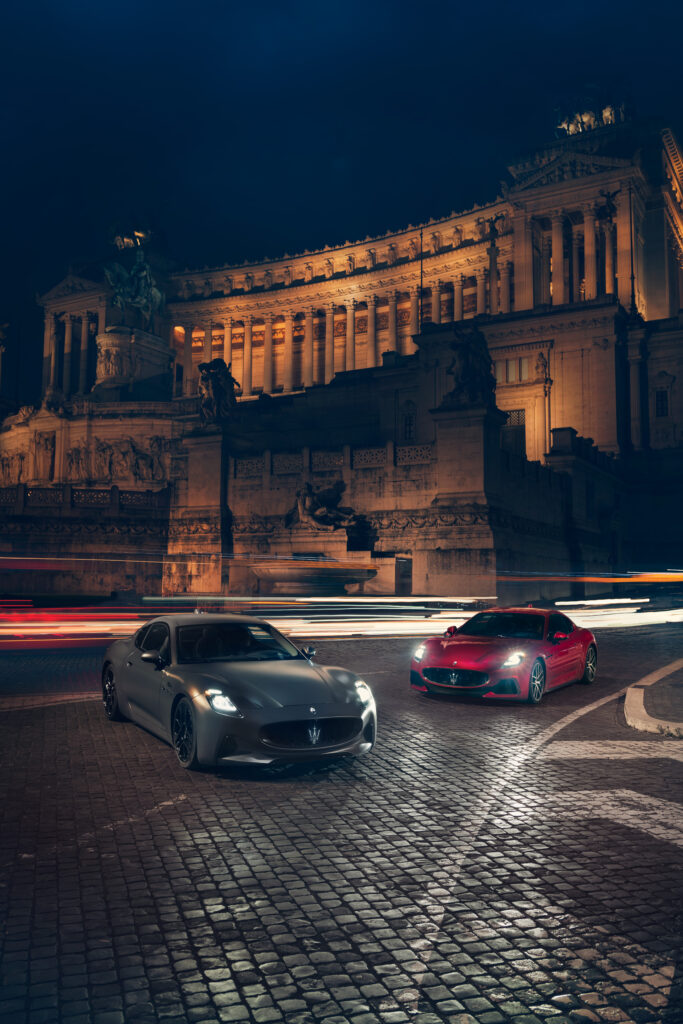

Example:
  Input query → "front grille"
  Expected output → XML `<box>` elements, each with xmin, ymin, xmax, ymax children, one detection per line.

<box><xmin>261</xmin><ymin>717</ymin><xmax>362</xmax><ymax>749</ymax></box>
<box><xmin>423</xmin><ymin>667</ymin><xmax>489</xmax><ymax>688</ymax></box>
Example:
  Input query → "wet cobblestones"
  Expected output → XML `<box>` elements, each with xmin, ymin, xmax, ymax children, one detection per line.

<box><xmin>0</xmin><ymin>626</ymin><xmax>682</xmax><ymax>1022</ymax></box>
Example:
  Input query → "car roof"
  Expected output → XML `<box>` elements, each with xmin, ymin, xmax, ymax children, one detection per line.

<box><xmin>141</xmin><ymin>613</ymin><xmax>272</xmax><ymax>627</ymax></box>
<box><xmin>474</xmin><ymin>607</ymin><xmax>551</xmax><ymax>615</ymax></box>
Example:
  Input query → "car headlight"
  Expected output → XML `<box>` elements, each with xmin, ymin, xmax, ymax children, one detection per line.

<box><xmin>413</xmin><ymin>644</ymin><xmax>426</xmax><ymax>663</ymax></box>
<box><xmin>501</xmin><ymin>651</ymin><xmax>525</xmax><ymax>668</ymax></box>
<box><xmin>205</xmin><ymin>688</ymin><xmax>241</xmax><ymax>715</ymax></box>
<box><xmin>354</xmin><ymin>679</ymin><xmax>374</xmax><ymax>706</ymax></box>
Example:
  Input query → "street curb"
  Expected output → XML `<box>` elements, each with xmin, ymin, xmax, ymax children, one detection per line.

<box><xmin>624</xmin><ymin>658</ymin><xmax>683</xmax><ymax>738</ymax></box>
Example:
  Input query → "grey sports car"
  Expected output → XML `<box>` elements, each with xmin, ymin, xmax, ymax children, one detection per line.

<box><xmin>101</xmin><ymin>613</ymin><xmax>376</xmax><ymax>768</ymax></box>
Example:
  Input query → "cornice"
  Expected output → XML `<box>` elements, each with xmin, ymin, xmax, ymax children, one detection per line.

<box><xmin>167</xmin><ymin>243</ymin><xmax>514</xmax><ymax>320</ymax></box>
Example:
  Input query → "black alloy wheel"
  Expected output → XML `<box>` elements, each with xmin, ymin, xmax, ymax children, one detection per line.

<box><xmin>103</xmin><ymin>666</ymin><xmax>123</xmax><ymax>720</ymax></box>
<box><xmin>581</xmin><ymin>645</ymin><xmax>598</xmax><ymax>684</ymax></box>
<box><xmin>172</xmin><ymin>697</ymin><xmax>199</xmax><ymax>769</ymax></box>
<box><xmin>527</xmin><ymin>659</ymin><xmax>546</xmax><ymax>704</ymax></box>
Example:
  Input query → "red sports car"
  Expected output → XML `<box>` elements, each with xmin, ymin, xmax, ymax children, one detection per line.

<box><xmin>410</xmin><ymin>607</ymin><xmax>597</xmax><ymax>704</ymax></box>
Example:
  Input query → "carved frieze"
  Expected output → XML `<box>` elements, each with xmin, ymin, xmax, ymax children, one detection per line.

<box><xmin>232</xmin><ymin>514</ymin><xmax>277</xmax><ymax>535</ymax></box>
<box><xmin>64</xmin><ymin>435</ymin><xmax>171</xmax><ymax>485</ymax></box>
<box><xmin>368</xmin><ymin>505</ymin><xmax>489</xmax><ymax>532</ymax></box>
<box><xmin>0</xmin><ymin>451</ymin><xmax>25</xmax><ymax>485</ymax></box>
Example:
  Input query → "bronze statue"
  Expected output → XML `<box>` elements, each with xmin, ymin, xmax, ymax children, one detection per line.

<box><xmin>198</xmin><ymin>358</ymin><xmax>239</xmax><ymax>425</ymax></box>
<box><xmin>104</xmin><ymin>249</ymin><xmax>165</xmax><ymax>329</ymax></box>
<box><xmin>442</xmin><ymin>325</ymin><xmax>496</xmax><ymax>408</ymax></box>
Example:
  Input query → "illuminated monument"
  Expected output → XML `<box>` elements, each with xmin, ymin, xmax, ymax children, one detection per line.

<box><xmin>1</xmin><ymin>111</ymin><xmax>682</xmax><ymax>598</ymax></box>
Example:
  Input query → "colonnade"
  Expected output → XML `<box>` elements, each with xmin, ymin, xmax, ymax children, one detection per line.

<box><xmin>513</xmin><ymin>196</ymin><xmax>636</xmax><ymax>310</ymax></box>
<box><xmin>42</xmin><ymin>308</ymin><xmax>106</xmax><ymax>398</ymax></box>
<box><xmin>175</xmin><ymin>270</ymin><xmax>514</xmax><ymax>397</ymax></box>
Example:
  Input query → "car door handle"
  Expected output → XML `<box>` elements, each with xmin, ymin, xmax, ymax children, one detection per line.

<box><xmin>126</xmin><ymin>660</ymin><xmax>133</xmax><ymax>667</ymax></box>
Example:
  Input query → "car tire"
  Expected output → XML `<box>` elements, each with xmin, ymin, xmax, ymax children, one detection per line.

<box><xmin>103</xmin><ymin>666</ymin><xmax>124</xmax><ymax>721</ymax></box>
<box><xmin>172</xmin><ymin>697</ymin><xmax>200</xmax><ymax>770</ymax></box>
<box><xmin>580</xmin><ymin>645</ymin><xmax>598</xmax><ymax>684</ymax></box>
<box><xmin>527</xmin><ymin>659</ymin><xmax>546</xmax><ymax>704</ymax></box>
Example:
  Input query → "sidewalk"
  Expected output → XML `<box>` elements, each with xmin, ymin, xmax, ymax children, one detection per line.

<box><xmin>624</xmin><ymin>661</ymin><xmax>683</xmax><ymax>737</ymax></box>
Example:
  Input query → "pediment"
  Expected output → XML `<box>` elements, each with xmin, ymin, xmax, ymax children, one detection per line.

<box><xmin>510</xmin><ymin>151</ymin><xmax>631</xmax><ymax>192</ymax></box>
<box><xmin>40</xmin><ymin>274</ymin><xmax>104</xmax><ymax>305</ymax></box>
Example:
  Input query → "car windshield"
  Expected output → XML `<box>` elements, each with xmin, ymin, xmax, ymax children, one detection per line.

<box><xmin>458</xmin><ymin>612</ymin><xmax>545</xmax><ymax>640</ymax></box>
<box><xmin>177</xmin><ymin>623</ymin><xmax>302</xmax><ymax>663</ymax></box>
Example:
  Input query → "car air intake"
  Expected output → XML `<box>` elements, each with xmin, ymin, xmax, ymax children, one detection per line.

<box><xmin>261</xmin><ymin>717</ymin><xmax>362</xmax><ymax>748</ymax></box>
<box><xmin>423</xmin><ymin>668</ymin><xmax>489</xmax><ymax>687</ymax></box>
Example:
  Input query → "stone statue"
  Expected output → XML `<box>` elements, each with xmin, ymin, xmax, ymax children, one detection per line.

<box><xmin>284</xmin><ymin>480</ymin><xmax>357</xmax><ymax>532</ymax></box>
<box><xmin>324</xmin><ymin>259</ymin><xmax>334</xmax><ymax>279</ymax></box>
<box><xmin>452</xmin><ymin>225</ymin><xmax>463</xmax><ymax>247</ymax></box>
<box><xmin>104</xmin><ymin>249</ymin><xmax>165</xmax><ymax>329</ymax></box>
<box><xmin>535</xmin><ymin>351</ymin><xmax>548</xmax><ymax>380</ymax></box>
<box><xmin>111</xmin><ymin>437</ymin><xmax>135</xmax><ymax>479</ymax></box>
<box><xmin>408</xmin><ymin>239</ymin><xmax>418</xmax><ymax>260</ymax></box>
<box><xmin>442</xmin><ymin>326</ymin><xmax>496</xmax><ymax>408</ymax></box>
<box><xmin>198</xmin><ymin>358</ymin><xmax>239</xmax><ymax>425</ymax></box>
<box><xmin>430</xmin><ymin>232</ymin><xmax>441</xmax><ymax>253</ymax></box>
<box><xmin>3</xmin><ymin>405</ymin><xmax>36</xmax><ymax>428</ymax></box>
<box><xmin>33</xmin><ymin>431</ymin><xmax>55</xmax><ymax>481</ymax></box>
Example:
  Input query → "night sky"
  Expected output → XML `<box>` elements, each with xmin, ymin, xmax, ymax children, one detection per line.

<box><xmin>2</xmin><ymin>0</ymin><xmax>682</xmax><ymax>403</ymax></box>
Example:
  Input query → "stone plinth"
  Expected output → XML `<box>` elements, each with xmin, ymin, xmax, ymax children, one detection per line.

<box><xmin>251</xmin><ymin>558</ymin><xmax>376</xmax><ymax>595</ymax></box>
<box><xmin>94</xmin><ymin>326</ymin><xmax>173</xmax><ymax>390</ymax></box>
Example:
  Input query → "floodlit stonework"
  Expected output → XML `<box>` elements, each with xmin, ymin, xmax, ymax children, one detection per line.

<box><xmin>1</xmin><ymin>114</ymin><xmax>682</xmax><ymax>598</ymax></box>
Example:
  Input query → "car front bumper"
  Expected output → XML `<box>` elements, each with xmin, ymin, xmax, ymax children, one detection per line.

<box><xmin>194</xmin><ymin>698</ymin><xmax>377</xmax><ymax>766</ymax></box>
<box><xmin>410</xmin><ymin>666</ymin><xmax>522</xmax><ymax>699</ymax></box>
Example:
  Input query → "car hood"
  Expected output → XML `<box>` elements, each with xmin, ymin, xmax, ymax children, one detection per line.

<box><xmin>424</xmin><ymin>635</ymin><xmax>539</xmax><ymax>667</ymax></box>
<box><xmin>181</xmin><ymin>660</ymin><xmax>363</xmax><ymax>710</ymax></box>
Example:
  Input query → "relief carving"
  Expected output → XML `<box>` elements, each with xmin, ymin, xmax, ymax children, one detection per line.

<box><xmin>0</xmin><ymin>451</ymin><xmax>25</xmax><ymax>485</ymax></box>
<box><xmin>32</xmin><ymin>431</ymin><xmax>55</xmax><ymax>481</ymax></box>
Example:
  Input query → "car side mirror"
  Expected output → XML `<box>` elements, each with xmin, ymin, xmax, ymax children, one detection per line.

<box><xmin>301</xmin><ymin>645</ymin><xmax>316</xmax><ymax>660</ymax></box>
<box><xmin>444</xmin><ymin>626</ymin><xmax>458</xmax><ymax>637</ymax></box>
<box><xmin>549</xmin><ymin>631</ymin><xmax>568</xmax><ymax>644</ymax></box>
<box><xmin>141</xmin><ymin>649</ymin><xmax>166</xmax><ymax>668</ymax></box>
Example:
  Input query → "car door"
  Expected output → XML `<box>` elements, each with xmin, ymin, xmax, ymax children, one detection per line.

<box><xmin>124</xmin><ymin>621</ymin><xmax>170</xmax><ymax>733</ymax></box>
<box><xmin>545</xmin><ymin>613</ymin><xmax>579</xmax><ymax>686</ymax></box>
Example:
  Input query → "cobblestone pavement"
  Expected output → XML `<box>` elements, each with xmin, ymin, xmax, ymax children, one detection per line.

<box><xmin>0</xmin><ymin>625</ymin><xmax>682</xmax><ymax>1024</ymax></box>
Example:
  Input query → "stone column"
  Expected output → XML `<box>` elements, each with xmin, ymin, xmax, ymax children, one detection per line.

<box><xmin>325</xmin><ymin>303</ymin><xmax>335</xmax><ymax>382</ymax></box>
<box><xmin>572</xmin><ymin>225</ymin><xmax>582</xmax><ymax>302</ymax></box>
<box><xmin>262</xmin><ymin>315</ymin><xmax>273</xmax><ymax>393</ymax></box>
<box><xmin>366</xmin><ymin>295</ymin><xmax>377</xmax><ymax>368</ymax></box>
<box><xmin>616</xmin><ymin>189</ymin><xmax>632</xmax><ymax>307</ymax></box>
<box><xmin>345</xmin><ymin>301</ymin><xmax>356</xmax><ymax>371</ymax></box>
<box><xmin>242</xmin><ymin>316</ymin><xmax>252</xmax><ymax>395</ymax></box>
<box><xmin>42</xmin><ymin>314</ymin><xmax>52</xmax><ymax>393</ymax></box>
<box><xmin>488</xmin><ymin>245</ymin><xmax>499</xmax><ymax>315</ymax></box>
<box><xmin>453</xmin><ymin>274</ymin><xmax>463</xmax><ymax>321</ymax></box>
<box><xmin>97</xmin><ymin>305</ymin><xmax>106</xmax><ymax>337</ymax></box>
<box><xmin>387</xmin><ymin>291</ymin><xmax>397</xmax><ymax>352</ymax></box>
<box><xmin>48</xmin><ymin>316</ymin><xmax>59</xmax><ymax>392</ymax></box>
<box><xmin>512</xmin><ymin>209</ymin><xmax>534</xmax><ymax>310</ymax></box>
<box><xmin>431</xmin><ymin>282</ymin><xmax>441</xmax><ymax>324</ymax></box>
<box><xmin>223</xmin><ymin>318</ymin><xmax>232</xmax><ymax>368</ymax></box>
<box><xmin>303</xmin><ymin>307</ymin><xmax>314</xmax><ymax>386</ymax></box>
<box><xmin>583</xmin><ymin>207</ymin><xmax>597</xmax><ymax>300</ymax></box>
<box><xmin>283</xmin><ymin>312</ymin><xmax>294</xmax><ymax>391</ymax></box>
<box><xmin>476</xmin><ymin>268</ymin><xmax>486</xmax><ymax>315</ymax></box>
<box><xmin>62</xmin><ymin>316</ymin><xmax>73</xmax><ymax>396</ymax></box>
<box><xmin>551</xmin><ymin>211</ymin><xmax>566</xmax><ymax>305</ymax></box>
<box><xmin>629</xmin><ymin>354</ymin><xmax>643</xmax><ymax>450</ymax></box>
<box><xmin>78</xmin><ymin>313</ymin><xmax>90</xmax><ymax>393</ymax></box>
<box><xmin>536</xmin><ymin>392</ymin><xmax>547</xmax><ymax>460</ymax></box>
<box><xmin>183</xmin><ymin>325</ymin><xmax>193</xmax><ymax>394</ymax></box>
<box><xmin>409</xmin><ymin>286</ymin><xmax>419</xmax><ymax>335</ymax></box>
<box><xmin>540</xmin><ymin>235</ymin><xmax>552</xmax><ymax>304</ymax></box>
<box><xmin>604</xmin><ymin>222</ymin><xmax>615</xmax><ymax>295</ymax></box>
<box><xmin>500</xmin><ymin>262</ymin><xmax>511</xmax><ymax>313</ymax></box>
<box><xmin>203</xmin><ymin>323</ymin><xmax>213</xmax><ymax>362</ymax></box>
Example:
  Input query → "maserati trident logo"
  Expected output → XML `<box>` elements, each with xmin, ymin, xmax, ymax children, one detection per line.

<box><xmin>308</xmin><ymin>721</ymin><xmax>321</xmax><ymax>745</ymax></box>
